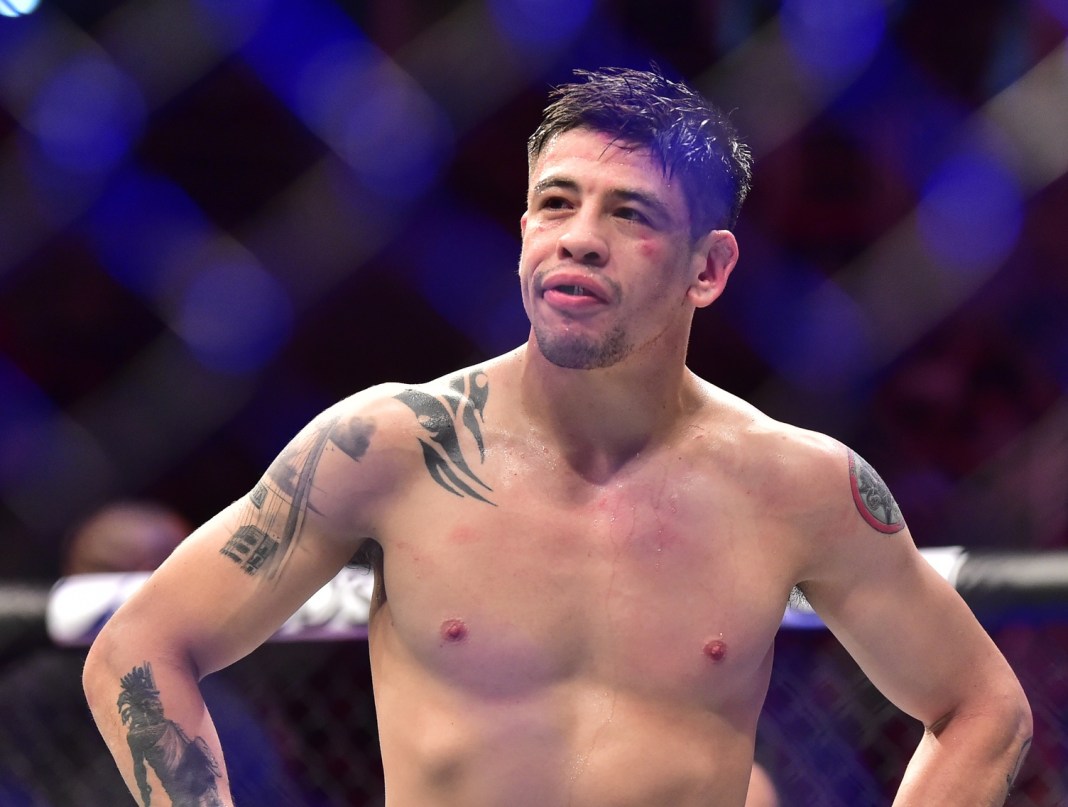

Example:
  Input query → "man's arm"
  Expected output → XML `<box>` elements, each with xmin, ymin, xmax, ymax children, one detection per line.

<box><xmin>796</xmin><ymin>444</ymin><xmax>1031</xmax><ymax>807</ymax></box>
<box><xmin>83</xmin><ymin>389</ymin><xmax>405</xmax><ymax>806</ymax></box>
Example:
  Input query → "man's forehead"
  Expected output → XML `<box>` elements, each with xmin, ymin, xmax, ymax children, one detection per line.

<box><xmin>529</xmin><ymin>129</ymin><xmax>679</xmax><ymax>197</ymax></box>
<box><xmin>532</xmin><ymin>128</ymin><xmax>656</xmax><ymax>170</ymax></box>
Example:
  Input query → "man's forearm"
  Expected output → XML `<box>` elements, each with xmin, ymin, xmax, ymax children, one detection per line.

<box><xmin>892</xmin><ymin>704</ymin><xmax>1032</xmax><ymax>807</ymax></box>
<box><xmin>84</xmin><ymin>633</ymin><xmax>234</xmax><ymax>807</ymax></box>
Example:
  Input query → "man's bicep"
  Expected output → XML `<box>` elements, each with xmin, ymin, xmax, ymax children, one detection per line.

<box><xmin>807</xmin><ymin>536</ymin><xmax>1011</xmax><ymax>727</ymax></box>
<box><xmin>796</xmin><ymin>446</ymin><xmax>1012</xmax><ymax>727</ymax></box>
<box><xmin>111</xmin><ymin>390</ymin><xmax>405</xmax><ymax>672</ymax></box>
<box><xmin>118</xmin><ymin>499</ymin><xmax>353</xmax><ymax>676</ymax></box>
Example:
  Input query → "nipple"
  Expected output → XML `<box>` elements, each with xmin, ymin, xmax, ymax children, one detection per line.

<box><xmin>440</xmin><ymin>618</ymin><xmax>468</xmax><ymax>644</ymax></box>
<box><xmin>702</xmin><ymin>639</ymin><xmax>727</xmax><ymax>662</ymax></box>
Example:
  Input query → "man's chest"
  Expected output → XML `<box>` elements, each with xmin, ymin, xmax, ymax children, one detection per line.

<box><xmin>372</xmin><ymin>462</ymin><xmax>793</xmax><ymax>703</ymax></box>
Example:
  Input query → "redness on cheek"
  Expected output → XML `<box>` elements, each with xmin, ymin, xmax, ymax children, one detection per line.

<box><xmin>440</xmin><ymin>618</ymin><xmax>468</xmax><ymax>644</ymax></box>
<box><xmin>637</xmin><ymin>240</ymin><xmax>662</xmax><ymax>260</ymax></box>
<box><xmin>702</xmin><ymin>639</ymin><xmax>727</xmax><ymax>662</ymax></box>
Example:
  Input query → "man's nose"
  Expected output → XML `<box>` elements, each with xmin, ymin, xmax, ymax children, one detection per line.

<box><xmin>557</xmin><ymin>216</ymin><xmax>608</xmax><ymax>266</ymax></box>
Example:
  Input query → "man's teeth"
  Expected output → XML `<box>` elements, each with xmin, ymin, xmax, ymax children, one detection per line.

<box><xmin>558</xmin><ymin>285</ymin><xmax>588</xmax><ymax>296</ymax></box>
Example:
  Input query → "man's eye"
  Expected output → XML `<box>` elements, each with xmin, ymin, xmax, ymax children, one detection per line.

<box><xmin>616</xmin><ymin>208</ymin><xmax>648</xmax><ymax>223</ymax></box>
<box><xmin>541</xmin><ymin>196</ymin><xmax>569</xmax><ymax>210</ymax></box>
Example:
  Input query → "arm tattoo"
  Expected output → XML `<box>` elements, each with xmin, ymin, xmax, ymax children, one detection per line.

<box><xmin>220</xmin><ymin>414</ymin><xmax>376</xmax><ymax>579</ymax></box>
<box><xmin>117</xmin><ymin>662</ymin><xmax>223</xmax><ymax>807</ymax></box>
<box><xmin>847</xmin><ymin>449</ymin><xmax>905</xmax><ymax>534</ymax></box>
<box><xmin>395</xmin><ymin>370</ymin><xmax>495</xmax><ymax>505</ymax></box>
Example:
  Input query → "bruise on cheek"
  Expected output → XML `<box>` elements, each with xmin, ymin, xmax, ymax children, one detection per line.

<box><xmin>636</xmin><ymin>238</ymin><xmax>666</xmax><ymax>262</ymax></box>
<box><xmin>440</xmin><ymin>618</ymin><xmax>468</xmax><ymax>644</ymax></box>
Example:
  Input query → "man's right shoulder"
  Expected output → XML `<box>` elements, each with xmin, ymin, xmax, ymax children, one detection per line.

<box><xmin>315</xmin><ymin>367</ymin><xmax>494</xmax><ymax>474</ymax></box>
<box><xmin>331</xmin><ymin>367</ymin><xmax>492</xmax><ymax>440</ymax></box>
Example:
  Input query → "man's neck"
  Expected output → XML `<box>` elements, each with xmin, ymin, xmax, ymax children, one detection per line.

<box><xmin>514</xmin><ymin>338</ymin><xmax>698</xmax><ymax>481</ymax></box>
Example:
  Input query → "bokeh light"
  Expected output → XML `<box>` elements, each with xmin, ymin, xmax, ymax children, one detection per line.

<box><xmin>297</xmin><ymin>44</ymin><xmax>452</xmax><ymax>200</ymax></box>
<box><xmin>781</xmin><ymin>0</ymin><xmax>886</xmax><ymax>82</ymax></box>
<box><xmin>917</xmin><ymin>147</ymin><xmax>1023</xmax><ymax>275</ymax></box>
<box><xmin>85</xmin><ymin>171</ymin><xmax>211</xmax><ymax>302</ymax></box>
<box><xmin>0</xmin><ymin>0</ymin><xmax>40</xmax><ymax>18</ymax></box>
<box><xmin>172</xmin><ymin>259</ymin><xmax>294</xmax><ymax>374</ymax></box>
<box><xmin>489</xmin><ymin>0</ymin><xmax>595</xmax><ymax>47</ymax></box>
<box><xmin>28</xmin><ymin>53</ymin><xmax>145</xmax><ymax>176</ymax></box>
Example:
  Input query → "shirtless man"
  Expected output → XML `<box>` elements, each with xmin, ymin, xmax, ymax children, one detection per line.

<box><xmin>84</xmin><ymin>67</ymin><xmax>1031</xmax><ymax>806</ymax></box>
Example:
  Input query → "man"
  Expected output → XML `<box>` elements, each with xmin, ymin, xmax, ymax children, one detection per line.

<box><xmin>85</xmin><ymin>67</ymin><xmax>1031</xmax><ymax>806</ymax></box>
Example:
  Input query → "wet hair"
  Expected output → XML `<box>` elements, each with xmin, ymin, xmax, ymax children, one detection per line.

<box><xmin>527</xmin><ymin>66</ymin><xmax>753</xmax><ymax>237</ymax></box>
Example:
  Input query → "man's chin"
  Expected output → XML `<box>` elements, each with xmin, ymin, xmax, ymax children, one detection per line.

<box><xmin>534</xmin><ymin>329</ymin><xmax>628</xmax><ymax>370</ymax></box>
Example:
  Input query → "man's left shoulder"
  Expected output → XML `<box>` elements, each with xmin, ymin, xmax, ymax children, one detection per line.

<box><xmin>699</xmin><ymin>391</ymin><xmax>846</xmax><ymax>488</ymax></box>
<box><xmin>687</xmin><ymin>386</ymin><xmax>850</xmax><ymax>509</ymax></box>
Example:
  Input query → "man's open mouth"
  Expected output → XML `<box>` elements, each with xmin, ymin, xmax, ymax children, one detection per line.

<box><xmin>553</xmin><ymin>285</ymin><xmax>596</xmax><ymax>297</ymax></box>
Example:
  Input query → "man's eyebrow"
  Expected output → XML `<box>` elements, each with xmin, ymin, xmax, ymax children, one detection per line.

<box><xmin>608</xmin><ymin>187</ymin><xmax>672</xmax><ymax>219</ymax></box>
<box><xmin>531</xmin><ymin>176</ymin><xmax>579</xmax><ymax>196</ymax></box>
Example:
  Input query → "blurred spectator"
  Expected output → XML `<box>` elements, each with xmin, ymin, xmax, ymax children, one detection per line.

<box><xmin>0</xmin><ymin>500</ymin><xmax>309</xmax><ymax>806</ymax></box>
<box><xmin>61</xmin><ymin>500</ymin><xmax>191</xmax><ymax>576</ymax></box>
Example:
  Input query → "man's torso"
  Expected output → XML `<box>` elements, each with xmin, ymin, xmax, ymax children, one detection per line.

<box><xmin>348</xmin><ymin>360</ymin><xmax>829</xmax><ymax>806</ymax></box>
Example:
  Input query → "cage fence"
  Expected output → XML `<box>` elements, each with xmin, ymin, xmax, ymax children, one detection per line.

<box><xmin>0</xmin><ymin>593</ymin><xmax>1065</xmax><ymax>805</ymax></box>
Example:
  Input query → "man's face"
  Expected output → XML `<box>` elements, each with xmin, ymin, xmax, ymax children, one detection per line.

<box><xmin>519</xmin><ymin>128</ymin><xmax>706</xmax><ymax>370</ymax></box>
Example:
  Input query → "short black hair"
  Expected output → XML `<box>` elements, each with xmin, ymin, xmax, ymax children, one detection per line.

<box><xmin>528</xmin><ymin>66</ymin><xmax>752</xmax><ymax>237</ymax></box>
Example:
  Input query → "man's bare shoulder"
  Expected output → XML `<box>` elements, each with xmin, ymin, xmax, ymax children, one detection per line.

<box><xmin>322</xmin><ymin>356</ymin><xmax>502</xmax><ymax>446</ymax></box>
<box><xmin>690</xmin><ymin>381</ymin><xmax>846</xmax><ymax>487</ymax></box>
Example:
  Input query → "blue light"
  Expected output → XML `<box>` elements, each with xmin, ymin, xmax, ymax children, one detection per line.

<box><xmin>0</xmin><ymin>0</ymin><xmax>40</xmax><ymax>17</ymax></box>
<box><xmin>490</xmin><ymin>0</ymin><xmax>595</xmax><ymax>47</ymax></box>
<box><xmin>84</xmin><ymin>170</ymin><xmax>210</xmax><ymax>302</ymax></box>
<box><xmin>724</xmin><ymin>256</ymin><xmax>872</xmax><ymax>391</ymax></box>
<box><xmin>232</xmin><ymin>0</ymin><xmax>447</xmax><ymax>200</ymax></box>
<box><xmin>1036</xmin><ymin>0</ymin><xmax>1068</xmax><ymax>28</ymax></box>
<box><xmin>0</xmin><ymin>356</ymin><xmax>52</xmax><ymax>489</ymax></box>
<box><xmin>781</xmin><ymin>0</ymin><xmax>886</xmax><ymax>81</ymax></box>
<box><xmin>917</xmin><ymin>148</ymin><xmax>1023</xmax><ymax>275</ymax></box>
<box><xmin>174</xmin><ymin>260</ymin><xmax>294</xmax><ymax>374</ymax></box>
<box><xmin>408</xmin><ymin>206</ymin><xmax>526</xmax><ymax>353</ymax></box>
<box><xmin>193</xmin><ymin>0</ymin><xmax>272</xmax><ymax>44</ymax></box>
<box><xmin>28</xmin><ymin>53</ymin><xmax>145</xmax><ymax>175</ymax></box>
<box><xmin>237</xmin><ymin>0</ymin><xmax>367</xmax><ymax>112</ymax></box>
<box><xmin>296</xmin><ymin>45</ymin><xmax>451</xmax><ymax>200</ymax></box>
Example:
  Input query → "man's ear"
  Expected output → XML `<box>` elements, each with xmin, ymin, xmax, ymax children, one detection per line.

<box><xmin>520</xmin><ymin>211</ymin><xmax>528</xmax><ymax>238</ymax></box>
<box><xmin>687</xmin><ymin>230</ymin><xmax>738</xmax><ymax>309</ymax></box>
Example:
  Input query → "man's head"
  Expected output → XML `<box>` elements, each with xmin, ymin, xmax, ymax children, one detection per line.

<box><xmin>527</xmin><ymin>66</ymin><xmax>752</xmax><ymax>240</ymax></box>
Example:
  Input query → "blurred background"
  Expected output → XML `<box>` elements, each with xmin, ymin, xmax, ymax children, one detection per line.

<box><xmin>0</xmin><ymin>0</ymin><xmax>1066</xmax><ymax>804</ymax></box>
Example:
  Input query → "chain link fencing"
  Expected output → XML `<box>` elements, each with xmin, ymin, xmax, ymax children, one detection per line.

<box><xmin>0</xmin><ymin>606</ymin><xmax>1064</xmax><ymax>805</ymax></box>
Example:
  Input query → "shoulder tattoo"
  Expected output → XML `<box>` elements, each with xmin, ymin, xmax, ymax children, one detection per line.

<box><xmin>118</xmin><ymin>662</ymin><xmax>223</xmax><ymax>806</ymax></box>
<box><xmin>394</xmin><ymin>369</ymin><xmax>495</xmax><ymax>505</ymax></box>
<box><xmin>847</xmin><ymin>449</ymin><xmax>905</xmax><ymax>534</ymax></box>
<box><xmin>220</xmin><ymin>413</ymin><xmax>376</xmax><ymax>579</ymax></box>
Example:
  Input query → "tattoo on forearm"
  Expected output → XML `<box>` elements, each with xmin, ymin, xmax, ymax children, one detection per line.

<box><xmin>848</xmin><ymin>449</ymin><xmax>905</xmax><ymax>534</ymax></box>
<box><xmin>220</xmin><ymin>414</ymin><xmax>375</xmax><ymax>578</ymax></box>
<box><xmin>1007</xmin><ymin>736</ymin><xmax>1032</xmax><ymax>790</ymax></box>
<box><xmin>395</xmin><ymin>370</ymin><xmax>495</xmax><ymax>505</ymax></box>
<box><xmin>117</xmin><ymin>662</ymin><xmax>223</xmax><ymax>807</ymax></box>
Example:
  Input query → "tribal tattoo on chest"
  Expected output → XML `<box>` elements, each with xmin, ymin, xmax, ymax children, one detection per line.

<box><xmin>848</xmin><ymin>449</ymin><xmax>905</xmax><ymax>534</ymax></box>
<box><xmin>394</xmin><ymin>370</ymin><xmax>495</xmax><ymax>505</ymax></box>
<box><xmin>218</xmin><ymin>371</ymin><xmax>493</xmax><ymax>579</ymax></box>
